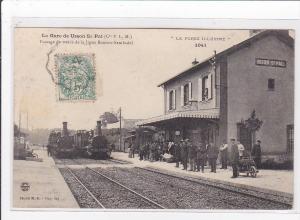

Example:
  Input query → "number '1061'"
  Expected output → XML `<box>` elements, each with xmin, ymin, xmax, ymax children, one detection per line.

<box><xmin>195</xmin><ymin>43</ymin><xmax>207</xmax><ymax>47</ymax></box>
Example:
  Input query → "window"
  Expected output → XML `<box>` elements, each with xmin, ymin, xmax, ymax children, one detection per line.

<box><xmin>287</xmin><ymin>124</ymin><xmax>294</xmax><ymax>153</ymax></box>
<box><xmin>181</xmin><ymin>82</ymin><xmax>192</xmax><ymax>106</ymax></box>
<box><xmin>198</xmin><ymin>74</ymin><xmax>213</xmax><ymax>102</ymax></box>
<box><xmin>183</xmin><ymin>84</ymin><xmax>189</xmax><ymax>106</ymax></box>
<box><xmin>202</xmin><ymin>76</ymin><xmax>209</xmax><ymax>101</ymax></box>
<box><xmin>268</xmin><ymin>79</ymin><xmax>275</xmax><ymax>91</ymax></box>
<box><xmin>168</xmin><ymin>90</ymin><xmax>176</xmax><ymax>110</ymax></box>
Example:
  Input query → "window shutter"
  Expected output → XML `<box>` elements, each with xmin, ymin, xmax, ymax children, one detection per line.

<box><xmin>188</xmin><ymin>82</ymin><xmax>192</xmax><ymax>101</ymax></box>
<box><xmin>208</xmin><ymin>74</ymin><xmax>212</xmax><ymax>99</ymax></box>
<box><xmin>173</xmin><ymin>90</ymin><xmax>176</xmax><ymax>109</ymax></box>
<box><xmin>166</xmin><ymin>91</ymin><xmax>170</xmax><ymax>110</ymax></box>
<box><xmin>211</xmin><ymin>73</ymin><xmax>214</xmax><ymax>99</ymax></box>
<box><xmin>180</xmin><ymin>86</ymin><xmax>184</xmax><ymax>106</ymax></box>
<box><xmin>198</xmin><ymin>78</ymin><xmax>202</xmax><ymax>101</ymax></box>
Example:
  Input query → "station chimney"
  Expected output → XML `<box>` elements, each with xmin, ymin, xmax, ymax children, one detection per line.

<box><xmin>96</xmin><ymin>121</ymin><xmax>102</xmax><ymax>136</ymax></box>
<box><xmin>62</xmin><ymin>122</ymin><xmax>69</xmax><ymax>136</ymax></box>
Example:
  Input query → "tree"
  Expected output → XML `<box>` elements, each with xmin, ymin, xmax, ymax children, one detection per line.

<box><xmin>243</xmin><ymin>110</ymin><xmax>263</xmax><ymax>148</ymax></box>
<box><xmin>244</xmin><ymin>110</ymin><xmax>263</xmax><ymax>132</ymax></box>
<box><xmin>100</xmin><ymin>112</ymin><xmax>119</xmax><ymax>127</ymax></box>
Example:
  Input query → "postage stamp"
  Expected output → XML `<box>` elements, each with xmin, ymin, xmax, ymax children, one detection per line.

<box><xmin>55</xmin><ymin>54</ymin><xmax>96</xmax><ymax>101</ymax></box>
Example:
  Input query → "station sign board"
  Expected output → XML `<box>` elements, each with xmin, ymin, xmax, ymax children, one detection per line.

<box><xmin>255</xmin><ymin>58</ymin><xmax>286</xmax><ymax>68</ymax></box>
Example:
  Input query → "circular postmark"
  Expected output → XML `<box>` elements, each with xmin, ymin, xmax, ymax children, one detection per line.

<box><xmin>20</xmin><ymin>182</ymin><xmax>30</xmax><ymax>192</ymax></box>
<box><xmin>56</xmin><ymin>54</ymin><xmax>96</xmax><ymax>101</ymax></box>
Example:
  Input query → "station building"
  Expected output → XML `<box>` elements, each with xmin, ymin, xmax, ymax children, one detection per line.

<box><xmin>137</xmin><ymin>30</ymin><xmax>294</xmax><ymax>156</ymax></box>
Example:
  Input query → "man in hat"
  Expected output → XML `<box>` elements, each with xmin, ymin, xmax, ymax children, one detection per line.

<box><xmin>237</xmin><ymin>141</ymin><xmax>245</xmax><ymax>159</ymax></box>
<box><xmin>174</xmin><ymin>141</ymin><xmax>181</xmax><ymax>168</ymax></box>
<box><xmin>230</xmin><ymin>138</ymin><xmax>239</xmax><ymax>178</ymax></box>
<box><xmin>252</xmin><ymin>140</ymin><xmax>262</xmax><ymax>169</ymax></box>
<box><xmin>207</xmin><ymin>142</ymin><xmax>219</xmax><ymax>173</ymax></box>
<box><xmin>196</xmin><ymin>141</ymin><xmax>207</xmax><ymax>172</ymax></box>
<box><xmin>180</xmin><ymin>139</ymin><xmax>188</xmax><ymax>170</ymax></box>
<box><xmin>219</xmin><ymin>140</ymin><xmax>228</xmax><ymax>169</ymax></box>
<box><xmin>187</xmin><ymin>139</ymin><xmax>196</xmax><ymax>171</ymax></box>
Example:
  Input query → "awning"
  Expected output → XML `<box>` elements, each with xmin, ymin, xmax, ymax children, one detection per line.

<box><xmin>136</xmin><ymin>109</ymin><xmax>219</xmax><ymax>126</ymax></box>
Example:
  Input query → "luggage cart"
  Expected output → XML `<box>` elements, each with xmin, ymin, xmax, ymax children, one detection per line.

<box><xmin>238</xmin><ymin>156</ymin><xmax>259</xmax><ymax>178</ymax></box>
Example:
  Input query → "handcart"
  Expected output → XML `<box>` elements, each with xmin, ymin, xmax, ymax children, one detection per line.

<box><xmin>238</xmin><ymin>155</ymin><xmax>259</xmax><ymax>178</ymax></box>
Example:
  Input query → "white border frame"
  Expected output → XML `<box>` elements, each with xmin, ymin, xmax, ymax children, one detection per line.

<box><xmin>2</xmin><ymin>1</ymin><xmax>300</xmax><ymax>220</ymax></box>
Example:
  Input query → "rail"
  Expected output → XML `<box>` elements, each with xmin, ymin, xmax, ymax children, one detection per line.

<box><xmin>87</xmin><ymin>167</ymin><xmax>166</xmax><ymax>209</ymax></box>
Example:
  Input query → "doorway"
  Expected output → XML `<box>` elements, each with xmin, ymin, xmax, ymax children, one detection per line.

<box><xmin>237</xmin><ymin>123</ymin><xmax>253</xmax><ymax>151</ymax></box>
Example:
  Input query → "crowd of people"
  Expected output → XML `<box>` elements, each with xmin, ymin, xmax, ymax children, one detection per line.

<box><xmin>128</xmin><ymin>138</ymin><xmax>262</xmax><ymax>178</ymax></box>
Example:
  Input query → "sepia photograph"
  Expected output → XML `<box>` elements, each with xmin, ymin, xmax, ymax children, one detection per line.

<box><xmin>12</xmin><ymin>27</ymin><xmax>294</xmax><ymax>210</ymax></box>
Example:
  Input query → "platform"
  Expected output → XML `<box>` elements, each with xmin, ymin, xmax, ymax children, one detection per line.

<box><xmin>111</xmin><ymin>152</ymin><xmax>294</xmax><ymax>196</ymax></box>
<box><xmin>13</xmin><ymin>149</ymin><xmax>79</xmax><ymax>208</ymax></box>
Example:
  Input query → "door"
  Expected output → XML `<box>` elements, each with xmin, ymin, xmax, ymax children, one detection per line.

<box><xmin>237</xmin><ymin>123</ymin><xmax>252</xmax><ymax>151</ymax></box>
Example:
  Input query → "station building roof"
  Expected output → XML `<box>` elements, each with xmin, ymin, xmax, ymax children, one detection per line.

<box><xmin>158</xmin><ymin>30</ymin><xmax>294</xmax><ymax>87</ymax></box>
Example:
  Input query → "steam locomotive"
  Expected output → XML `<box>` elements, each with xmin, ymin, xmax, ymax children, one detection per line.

<box><xmin>48</xmin><ymin>121</ymin><xmax>111</xmax><ymax>159</ymax></box>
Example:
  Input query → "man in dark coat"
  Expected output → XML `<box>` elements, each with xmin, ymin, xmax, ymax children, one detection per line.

<box><xmin>180</xmin><ymin>140</ymin><xmax>188</xmax><ymax>170</ymax></box>
<box><xmin>230</xmin><ymin>138</ymin><xmax>239</xmax><ymax>178</ymax></box>
<box><xmin>207</xmin><ymin>142</ymin><xmax>218</xmax><ymax>173</ymax></box>
<box><xmin>174</xmin><ymin>141</ymin><xmax>181</xmax><ymax>168</ymax></box>
<box><xmin>187</xmin><ymin>140</ymin><xmax>196</xmax><ymax>171</ymax></box>
<box><xmin>144</xmin><ymin>142</ymin><xmax>150</xmax><ymax>160</ymax></box>
<box><xmin>252</xmin><ymin>140</ymin><xmax>262</xmax><ymax>169</ymax></box>
<box><xmin>139</xmin><ymin>144</ymin><xmax>144</xmax><ymax>160</ymax></box>
<box><xmin>47</xmin><ymin>144</ymin><xmax>52</xmax><ymax>157</ymax></box>
<box><xmin>219</xmin><ymin>140</ymin><xmax>228</xmax><ymax>169</ymax></box>
<box><xmin>196</xmin><ymin>142</ymin><xmax>207</xmax><ymax>172</ymax></box>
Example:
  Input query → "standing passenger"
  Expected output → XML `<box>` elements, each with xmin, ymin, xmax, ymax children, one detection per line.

<box><xmin>128</xmin><ymin>143</ymin><xmax>132</xmax><ymax>158</ymax></box>
<box><xmin>163</xmin><ymin>141</ymin><xmax>169</xmax><ymax>154</ymax></box>
<box><xmin>187</xmin><ymin>141</ymin><xmax>196</xmax><ymax>171</ymax></box>
<box><xmin>207</xmin><ymin>142</ymin><xmax>218</xmax><ymax>173</ymax></box>
<box><xmin>131</xmin><ymin>144</ymin><xmax>136</xmax><ymax>158</ymax></box>
<box><xmin>139</xmin><ymin>144</ymin><xmax>144</xmax><ymax>160</ymax></box>
<box><xmin>174</xmin><ymin>141</ymin><xmax>181</xmax><ymax>168</ymax></box>
<box><xmin>180</xmin><ymin>140</ymin><xmax>188</xmax><ymax>170</ymax></box>
<box><xmin>252</xmin><ymin>140</ymin><xmax>262</xmax><ymax>169</ymax></box>
<box><xmin>237</xmin><ymin>141</ymin><xmax>245</xmax><ymax>158</ymax></box>
<box><xmin>196</xmin><ymin>142</ymin><xmax>207</xmax><ymax>172</ymax></box>
<box><xmin>230</xmin><ymin>139</ymin><xmax>239</xmax><ymax>178</ymax></box>
<box><xmin>144</xmin><ymin>142</ymin><xmax>150</xmax><ymax>160</ymax></box>
<box><xmin>47</xmin><ymin>145</ymin><xmax>52</xmax><ymax>157</ymax></box>
<box><xmin>219</xmin><ymin>140</ymin><xmax>228</xmax><ymax>169</ymax></box>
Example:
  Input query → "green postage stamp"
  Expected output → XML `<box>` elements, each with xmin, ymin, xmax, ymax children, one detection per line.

<box><xmin>55</xmin><ymin>54</ymin><xmax>96</xmax><ymax>101</ymax></box>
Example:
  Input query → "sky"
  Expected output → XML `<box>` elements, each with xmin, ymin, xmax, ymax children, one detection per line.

<box><xmin>14</xmin><ymin>28</ymin><xmax>251</xmax><ymax>130</ymax></box>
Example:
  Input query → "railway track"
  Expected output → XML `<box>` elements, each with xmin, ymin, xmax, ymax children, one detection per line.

<box><xmin>57</xmin><ymin>158</ymin><xmax>291</xmax><ymax>209</ymax></box>
<box><xmin>59</xmin><ymin>159</ymin><xmax>165</xmax><ymax>209</ymax></box>
<box><xmin>135</xmin><ymin>167</ymin><xmax>292</xmax><ymax>209</ymax></box>
<box><xmin>86</xmin><ymin>167</ymin><xmax>165</xmax><ymax>209</ymax></box>
<box><xmin>97</xmin><ymin>166</ymin><xmax>251</xmax><ymax>209</ymax></box>
<box><xmin>64</xmin><ymin>167</ymin><xmax>105</xmax><ymax>208</ymax></box>
<box><xmin>54</xmin><ymin>157</ymin><xmax>130</xmax><ymax>165</ymax></box>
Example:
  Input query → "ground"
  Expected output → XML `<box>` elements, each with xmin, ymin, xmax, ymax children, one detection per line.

<box><xmin>12</xmin><ymin>149</ymin><xmax>293</xmax><ymax>208</ymax></box>
<box><xmin>13</xmin><ymin>149</ymin><xmax>79</xmax><ymax>208</ymax></box>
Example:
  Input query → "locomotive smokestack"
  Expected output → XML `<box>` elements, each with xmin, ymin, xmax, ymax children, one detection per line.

<box><xmin>96</xmin><ymin>121</ymin><xmax>102</xmax><ymax>136</ymax></box>
<box><xmin>62</xmin><ymin>121</ymin><xmax>68</xmax><ymax>136</ymax></box>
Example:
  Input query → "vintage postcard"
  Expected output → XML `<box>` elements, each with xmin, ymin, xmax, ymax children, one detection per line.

<box><xmin>13</xmin><ymin>27</ymin><xmax>294</xmax><ymax>210</ymax></box>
